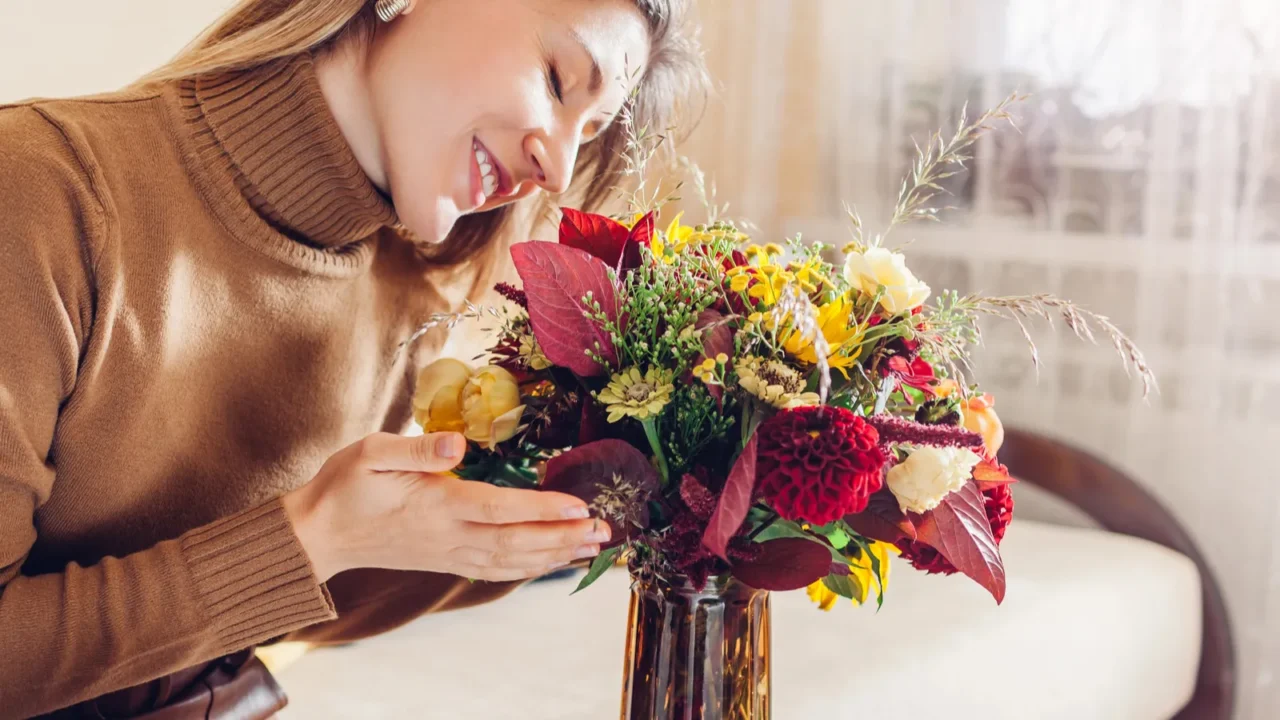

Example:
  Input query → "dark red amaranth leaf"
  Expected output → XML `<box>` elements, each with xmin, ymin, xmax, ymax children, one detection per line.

<box><xmin>910</xmin><ymin>481</ymin><xmax>1006</xmax><ymax>603</ymax></box>
<box><xmin>730</xmin><ymin>537</ymin><xmax>832</xmax><ymax>591</ymax></box>
<box><xmin>868</xmin><ymin>414</ymin><xmax>984</xmax><ymax>450</ymax></box>
<box><xmin>493</xmin><ymin>282</ymin><xmax>527</xmax><ymax>308</ymax></box>
<box><xmin>541</xmin><ymin>439</ymin><xmax>659</xmax><ymax>543</ymax></box>
<box><xmin>680</xmin><ymin>474</ymin><xmax>718</xmax><ymax>520</ymax></box>
<box><xmin>510</xmin><ymin>242</ymin><xmax>618</xmax><ymax>377</ymax></box>
<box><xmin>844</xmin><ymin>487</ymin><xmax>917</xmax><ymax>543</ymax></box>
<box><xmin>702</xmin><ymin>435</ymin><xmax>758</xmax><ymax>560</ymax></box>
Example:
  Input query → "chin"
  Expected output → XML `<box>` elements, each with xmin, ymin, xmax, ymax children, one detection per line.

<box><xmin>397</xmin><ymin>200</ymin><xmax>459</xmax><ymax>246</ymax></box>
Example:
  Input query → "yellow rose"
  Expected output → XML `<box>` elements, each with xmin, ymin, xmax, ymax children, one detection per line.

<box><xmin>461</xmin><ymin>365</ymin><xmax>526</xmax><ymax>449</ymax></box>
<box><xmin>412</xmin><ymin>358</ymin><xmax>473</xmax><ymax>433</ymax></box>
<box><xmin>935</xmin><ymin>382</ymin><xmax>1005</xmax><ymax>456</ymax></box>
<box><xmin>842</xmin><ymin>247</ymin><xmax>931</xmax><ymax>314</ymax></box>
<box><xmin>960</xmin><ymin>394</ymin><xmax>1004</xmax><ymax>456</ymax></box>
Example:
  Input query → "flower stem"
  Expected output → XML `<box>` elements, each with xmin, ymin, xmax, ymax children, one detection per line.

<box><xmin>747</xmin><ymin>510</ymin><xmax>781</xmax><ymax>542</ymax></box>
<box><xmin>642</xmin><ymin>417</ymin><xmax>670</xmax><ymax>485</ymax></box>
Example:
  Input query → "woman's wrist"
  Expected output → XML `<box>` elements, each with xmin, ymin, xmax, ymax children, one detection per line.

<box><xmin>282</xmin><ymin>486</ymin><xmax>339</xmax><ymax>583</ymax></box>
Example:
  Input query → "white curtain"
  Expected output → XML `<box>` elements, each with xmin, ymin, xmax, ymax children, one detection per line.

<box><xmin>683</xmin><ymin>1</ymin><xmax>1280</xmax><ymax>716</ymax></box>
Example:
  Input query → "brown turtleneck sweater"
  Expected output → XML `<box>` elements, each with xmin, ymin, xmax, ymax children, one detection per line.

<box><xmin>0</xmin><ymin>55</ymin><xmax>520</xmax><ymax>717</ymax></box>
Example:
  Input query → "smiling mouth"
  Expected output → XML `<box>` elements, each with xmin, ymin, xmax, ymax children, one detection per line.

<box><xmin>472</xmin><ymin>138</ymin><xmax>512</xmax><ymax>207</ymax></box>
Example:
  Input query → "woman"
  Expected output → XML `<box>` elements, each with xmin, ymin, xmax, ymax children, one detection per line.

<box><xmin>0</xmin><ymin>0</ymin><xmax>704</xmax><ymax>716</ymax></box>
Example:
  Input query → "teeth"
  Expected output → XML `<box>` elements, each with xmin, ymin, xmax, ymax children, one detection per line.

<box><xmin>474</xmin><ymin>141</ymin><xmax>500</xmax><ymax>200</ymax></box>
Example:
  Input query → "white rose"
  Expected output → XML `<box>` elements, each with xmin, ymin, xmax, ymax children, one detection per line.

<box><xmin>886</xmin><ymin>446</ymin><xmax>982</xmax><ymax>514</ymax></box>
<box><xmin>842</xmin><ymin>247</ymin><xmax>931</xmax><ymax>314</ymax></box>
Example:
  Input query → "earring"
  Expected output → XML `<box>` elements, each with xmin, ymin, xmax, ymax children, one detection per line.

<box><xmin>374</xmin><ymin>0</ymin><xmax>411</xmax><ymax>22</ymax></box>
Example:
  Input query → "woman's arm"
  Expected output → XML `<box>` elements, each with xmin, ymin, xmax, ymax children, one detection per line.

<box><xmin>0</xmin><ymin>107</ymin><xmax>336</xmax><ymax>717</ymax></box>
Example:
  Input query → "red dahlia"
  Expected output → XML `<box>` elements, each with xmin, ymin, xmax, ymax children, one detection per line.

<box><xmin>755</xmin><ymin>406</ymin><xmax>887</xmax><ymax>525</ymax></box>
<box><xmin>897</xmin><ymin>484</ymin><xmax>1015</xmax><ymax>574</ymax></box>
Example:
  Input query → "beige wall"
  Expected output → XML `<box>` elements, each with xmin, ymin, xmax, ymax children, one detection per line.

<box><xmin>0</xmin><ymin>0</ymin><xmax>234</xmax><ymax>103</ymax></box>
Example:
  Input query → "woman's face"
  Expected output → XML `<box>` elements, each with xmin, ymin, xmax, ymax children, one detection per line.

<box><xmin>367</xmin><ymin>0</ymin><xmax>651</xmax><ymax>243</ymax></box>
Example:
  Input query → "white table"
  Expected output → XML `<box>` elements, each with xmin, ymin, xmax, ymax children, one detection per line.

<box><xmin>278</xmin><ymin>520</ymin><xmax>1201</xmax><ymax>719</ymax></box>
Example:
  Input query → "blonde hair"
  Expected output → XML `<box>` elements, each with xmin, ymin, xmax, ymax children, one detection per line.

<box><xmin>144</xmin><ymin>0</ymin><xmax>708</xmax><ymax>265</ymax></box>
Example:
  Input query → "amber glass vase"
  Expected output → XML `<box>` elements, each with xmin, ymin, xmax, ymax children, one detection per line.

<box><xmin>619</xmin><ymin>573</ymin><xmax>771</xmax><ymax>720</ymax></box>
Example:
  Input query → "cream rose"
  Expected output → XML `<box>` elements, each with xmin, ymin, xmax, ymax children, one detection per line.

<box><xmin>412</xmin><ymin>358</ymin><xmax>473</xmax><ymax>433</ymax></box>
<box><xmin>842</xmin><ymin>247</ymin><xmax>931</xmax><ymax>314</ymax></box>
<box><xmin>886</xmin><ymin>446</ymin><xmax>982</xmax><ymax>514</ymax></box>
<box><xmin>460</xmin><ymin>365</ymin><xmax>526</xmax><ymax>449</ymax></box>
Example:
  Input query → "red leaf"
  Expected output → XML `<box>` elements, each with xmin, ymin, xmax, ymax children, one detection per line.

<box><xmin>541</xmin><ymin>440</ymin><xmax>659</xmax><ymax>543</ymax></box>
<box><xmin>627</xmin><ymin>212</ymin><xmax>656</xmax><ymax>250</ymax></box>
<box><xmin>695</xmin><ymin>309</ymin><xmax>734</xmax><ymax>364</ymax></box>
<box><xmin>973</xmin><ymin>458</ymin><xmax>1017</xmax><ymax>492</ymax></box>
<box><xmin>510</xmin><ymin>242</ymin><xmax>619</xmax><ymax>377</ymax></box>
<box><xmin>694</xmin><ymin>309</ymin><xmax>734</xmax><ymax>407</ymax></box>
<box><xmin>912</xmin><ymin>481</ymin><xmax>1007</xmax><ymax>603</ymax></box>
<box><xmin>701</xmin><ymin>435</ymin><xmax>758</xmax><ymax>560</ymax></box>
<box><xmin>887</xmin><ymin>355</ymin><xmax>937</xmax><ymax>395</ymax></box>
<box><xmin>557</xmin><ymin>208</ymin><xmax>650</xmax><ymax>272</ymax></box>
<box><xmin>730</xmin><ymin>538</ymin><xmax>832</xmax><ymax>591</ymax></box>
<box><xmin>844</xmin><ymin>487</ymin><xmax>917</xmax><ymax>543</ymax></box>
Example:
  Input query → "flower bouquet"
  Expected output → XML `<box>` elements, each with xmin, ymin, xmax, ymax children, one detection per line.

<box><xmin>409</xmin><ymin>96</ymin><xmax>1154</xmax><ymax>720</ymax></box>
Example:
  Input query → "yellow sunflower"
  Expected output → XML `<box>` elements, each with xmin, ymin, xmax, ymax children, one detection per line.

<box><xmin>775</xmin><ymin>293</ymin><xmax>868</xmax><ymax>377</ymax></box>
<box><xmin>805</xmin><ymin>541</ymin><xmax>897</xmax><ymax>610</ymax></box>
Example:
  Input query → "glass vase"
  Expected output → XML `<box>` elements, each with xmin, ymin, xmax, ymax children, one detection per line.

<box><xmin>619</xmin><ymin>573</ymin><xmax>770</xmax><ymax>720</ymax></box>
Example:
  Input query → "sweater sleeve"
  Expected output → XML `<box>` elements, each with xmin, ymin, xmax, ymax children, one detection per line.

<box><xmin>0</xmin><ymin>106</ymin><xmax>335</xmax><ymax>718</ymax></box>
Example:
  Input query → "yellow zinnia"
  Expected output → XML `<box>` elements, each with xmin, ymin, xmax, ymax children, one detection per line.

<box><xmin>805</xmin><ymin>541</ymin><xmax>897</xmax><ymax>610</ymax></box>
<box><xmin>597</xmin><ymin>366</ymin><xmax>675</xmax><ymax>423</ymax></box>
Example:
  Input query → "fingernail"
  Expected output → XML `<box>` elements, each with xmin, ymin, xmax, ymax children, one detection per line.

<box><xmin>585</xmin><ymin>524</ymin><xmax>611</xmax><ymax>544</ymax></box>
<box><xmin>549</xmin><ymin>561</ymin><xmax>571</xmax><ymax>570</ymax></box>
<box><xmin>575</xmin><ymin>545</ymin><xmax>601</xmax><ymax>560</ymax></box>
<box><xmin>562</xmin><ymin>506</ymin><xmax>590</xmax><ymax>520</ymax></box>
<box><xmin>436</xmin><ymin>433</ymin><xmax>464</xmax><ymax>459</ymax></box>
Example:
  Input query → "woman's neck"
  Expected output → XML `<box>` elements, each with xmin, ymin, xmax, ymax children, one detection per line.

<box><xmin>314</xmin><ymin>38</ymin><xmax>389</xmax><ymax>194</ymax></box>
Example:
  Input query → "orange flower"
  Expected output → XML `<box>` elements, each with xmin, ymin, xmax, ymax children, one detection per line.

<box><xmin>936</xmin><ymin>381</ymin><xmax>1004</xmax><ymax>456</ymax></box>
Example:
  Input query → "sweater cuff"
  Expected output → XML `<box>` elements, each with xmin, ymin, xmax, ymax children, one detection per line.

<box><xmin>180</xmin><ymin>498</ymin><xmax>336</xmax><ymax>650</ymax></box>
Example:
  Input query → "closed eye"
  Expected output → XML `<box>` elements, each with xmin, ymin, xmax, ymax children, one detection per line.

<box><xmin>546</xmin><ymin>62</ymin><xmax>565</xmax><ymax>103</ymax></box>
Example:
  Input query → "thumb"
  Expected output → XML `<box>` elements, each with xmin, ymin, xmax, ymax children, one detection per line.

<box><xmin>361</xmin><ymin>432</ymin><xmax>467</xmax><ymax>474</ymax></box>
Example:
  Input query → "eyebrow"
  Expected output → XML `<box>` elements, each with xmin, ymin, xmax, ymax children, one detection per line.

<box><xmin>569</xmin><ymin>28</ymin><xmax>605</xmax><ymax>96</ymax></box>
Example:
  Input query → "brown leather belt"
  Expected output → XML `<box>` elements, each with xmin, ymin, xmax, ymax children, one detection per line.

<box><xmin>39</xmin><ymin>650</ymin><xmax>287</xmax><ymax>720</ymax></box>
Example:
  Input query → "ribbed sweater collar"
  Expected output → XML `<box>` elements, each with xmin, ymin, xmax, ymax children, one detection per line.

<box><xmin>172</xmin><ymin>53</ymin><xmax>398</xmax><ymax>271</ymax></box>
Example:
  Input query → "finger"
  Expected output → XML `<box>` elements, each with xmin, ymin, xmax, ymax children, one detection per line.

<box><xmin>460</xmin><ymin>518</ymin><xmax>610</xmax><ymax>553</ymax></box>
<box><xmin>450</xmin><ymin>543</ymin><xmax>600</xmax><ymax>572</ymax></box>
<box><xmin>447</xmin><ymin>563</ymin><xmax>554</xmax><ymax>583</ymax></box>
<box><xmin>451</xmin><ymin>482</ymin><xmax>590</xmax><ymax>524</ymax></box>
<box><xmin>355</xmin><ymin>432</ymin><xmax>466</xmax><ymax>474</ymax></box>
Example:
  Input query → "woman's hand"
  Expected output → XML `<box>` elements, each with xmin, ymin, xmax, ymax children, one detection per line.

<box><xmin>282</xmin><ymin>431</ymin><xmax>610</xmax><ymax>583</ymax></box>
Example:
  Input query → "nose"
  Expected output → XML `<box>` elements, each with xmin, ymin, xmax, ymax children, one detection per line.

<box><xmin>523</xmin><ymin>132</ymin><xmax>577</xmax><ymax>195</ymax></box>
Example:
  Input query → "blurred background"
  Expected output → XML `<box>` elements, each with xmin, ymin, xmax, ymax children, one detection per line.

<box><xmin>2</xmin><ymin>0</ymin><xmax>1277</xmax><ymax>717</ymax></box>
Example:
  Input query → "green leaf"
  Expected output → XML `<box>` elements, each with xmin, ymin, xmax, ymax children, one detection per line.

<box><xmin>754</xmin><ymin>520</ymin><xmax>847</xmax><ymax>565</ymax></box>
<box><xmin>849</xmin><ymin>536</ymin><xmax>886</xmax><ymax>609</ymax></box>
<box><xmin>822</xmin><ymin>573</ymin><xmax>858</xmax><ymax>600</ymax></box>
<box><xmin>572</xmin><ymin>545</ymin><xmax>622</xmax><ymax>595</ymax></box>
<box><xmin>752</xmin><ymin>519</ymin><xmax>809</xmax><ymax>543</ymax></box>
<box><xmin>811</xmin><ymin>522</ymin><xmax>851</xmax><ymax>550</ymax></box>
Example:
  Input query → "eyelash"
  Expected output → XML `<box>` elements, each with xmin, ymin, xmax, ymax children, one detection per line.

<box><xmin>545</xmin><ymin>61</ymin><xmax>565</xmax><ymax>103</ymax></box>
